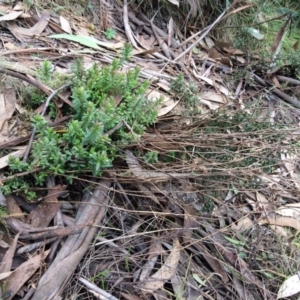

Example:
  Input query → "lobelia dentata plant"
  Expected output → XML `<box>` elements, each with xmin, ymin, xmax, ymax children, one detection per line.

<box><xmin>1</xmin><ymin>44</ymin><xmax>162</xmax><ymax>200</ymax></box>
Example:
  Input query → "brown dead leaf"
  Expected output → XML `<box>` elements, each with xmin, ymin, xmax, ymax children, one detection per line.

<box><xmin>202</xmin><ymin>91</ymin><xmax>227</xmax><ymax>104</ymax></box>
<box><xmin>138</xmin><ymin>239</ymin><xmax>164</xmax><ymax>282</ymax></box>
<box><xmin>293</xmin><ymin>41</ymin><xmax>299</xmax><ymax>50</ymax></box>
<box><xmin>0</xmin><ymin>5</ymin><xmax>10</xmax><ymax>13</ymax></box>
<box><xmin>270</xmin><ymin>18</ymin><xmax>290</xmax><ymax>53</ymax></box>
<box><xmin>276</xmin><ymin>204</ymin><xmax>300</xmax><ymax>219</ymax></box>
<box><xmin>125</xmin><ymin>150</ymin><xmax>169</xmax><ymax>181</ymax></box>
<box><xmin>27</xmin><ymin>184</ymin><xmax>66</xmax><ymax>228</ymax></box>
<box><xmin>0</xmin><ymin>148</ymin><xmax>26</xmax><ymax>169</ymax></box>
<box><xmin>156</xmin><ymin>81</ymin><xmax>170</xmax><ymax>92</ymax></box>
<box><xmin>12</xmin><ymin>2</ymin><xmax>24</xmax><ymax>10</ymax></box>
<box><xmin>269</xmin><ymin>225</ymin><xmax>288</xmax><ymax>237</ymax></box>
<box><xmin>158</xmin><ymin>98</ymin><xmax>179</xmax><ymax>116</ymax></box>
<box><xmin>259</xmin><ymin>216</ymin><xmax>300</xmax><ymax>230</ymax></box>
<box><xmin>6</xmin><ymin>194</ymin><xmax>23</xmax><ymax>221</ymax></box>
<box><xmin>208</xmin><ymin>47</ymin><xmax>223</xmax><ymax>59</ymax></box>
<box><xmin>3</xmin><ymin>42</ymin><xmax>19</xmax><ymax>50</ymax></box>
<box><xmin>166</xmin><ymin>0</ymin><xmax>179</xmax><ymax>7</ymax></box>
<box><xmin>168</xmin><ymin>17</ymin><xmax>174</xmax><ymax>47</ymax></box>
<box><xmin>280</xmin><ymin>152</ymin><xmax>300</xmax><ymax>189</ymax></box>
<box><xmin>0</xmin><ymin>271</ymin><xmax>13</xmax><ymax>280</ymax></box>
<box><xmin>0</xmin><ymin>10</ymin><xmax>23</xmax><ymax>21</ymax></box>
<box><xmin>138</xmin><ymin>34</ymin><xmax>156</xmax><ymax>49</ymax></box>
<box><xmin>256</xmin><ymin>192</ymin><xmax>274</xmax><ymax>214</ymax></box>
<box><xmin>235</xmin><ymin>56</ymin><xmax>246</xmax><ymax>63</ymax></box>
<box><xmin>0</xmin><ymin>233</ymin><xmax>19</xmax><ymax>273</ymax></box>
<box><xmin>231</xmin><ymin>217</ymin><xmax>254</xmax><ymax>232</ymax></box>
<box><xmin>244</xmin><ymin>191</ymin><xmax>274</xmax><ymax>215</ymax></box>
<box><xmin>0</xmin><ymin>89</ymin><xmax>17</xmax><ymax>143</ymax></box>
<box><xmin>133</xmin><ymin>47</ymin><xmax>160</xmax><ymax>56</ymax></box>
<box><xmin>222</xmin><ymin>47</ymin><xmax>244</xmax><ymax>55</ymax></box>
<box><xmin>197</xmin><ymin>76</ymin><xmax>232</xmax><ymax>97</ymax></box>
<box><xmin>5</xmin><ymin>249</ymin><xmax>50</xmax><ymax>299</ymax></box>
<box><xmin>143</xmin><ymin>134</ymin><xmax>178</xmax><ymax>151</ymax></box>
<box><xmin>121</xmin><ymin>293</ymin><xmax>143</xmax><ymax>300</ymax></box>
<box><xmin>7</xmin><ymin>14</ymin><xmax>50</xmax><ymax>37</ymax></box>
<box><xmin>205</xmin><ymin>36</ymin><xmax>215</xmax><ymax>49</ymax></box>
<box><xmin>137</xmin><ymin>184</ymin><xmax>160</xmax><ymax>205</ymax></box>
<box><xmin>60</xmin><ymin>15</ymin><xmax>72</xmax><ymax>34</ymax></box>
<box><xmin>214</xmin><ymin>241</ymin><xmax>268</xmax><ymax>296</ymax></box>
<box><xmin>147</xmin><ymin>90</ymin><xmax>163</xmax><ymax>103</ymax></box>
<box><xmin>214</xmin><ymin>40</ymin><xmax>233</xmax><ymax>48</ymax></box>
<box><xmin>140</xmin><ymin>238</ymin><xmax>180</xmax><ymax>292</ymax></box>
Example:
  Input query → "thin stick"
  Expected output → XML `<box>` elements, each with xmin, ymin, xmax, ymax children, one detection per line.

<box><xmin>123</xmin><ymin>0</ymin><xmax>138</xmax><ymax>49</ymax></box>
<box><xmin>0</xmin><ymin>68</ymin><xmax>73</xmax><ymax>107</ymax></box>
<box><xmin>174</xmin><ymin>0</ymin><xmax>239</xmax><ymax>62</ymax></box>
<box><xmin>79</xmin><ymin>277</ymin><xmax>119</xmax><ymax>300</ymax></box>
<box><xmin>174</xmin><ymin>10</ymin><xmax>227</xmax><ymax>62</ymax></box>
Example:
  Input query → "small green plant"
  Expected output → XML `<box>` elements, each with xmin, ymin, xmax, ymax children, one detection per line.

<box><xmin>170</xmin><ymin>74</ymin><xmax>199</xmax><ymax>116</ymax></box>
<box><xmin>144</xmin><ymin>151</ymin><xmax>158</xmax><ymax>164</ymax></box>
<box><xmin>36</xmin><ymin>60</ymin><xmax>53</xmax><ymax>82</ymax></box>
<box><xmin>0</xmin><ymin>206</ymin><xmax>8</xmax><ymax>220</ymax></box>
<box><xmin>22</xmin><ymin>60</ymin><xmax>71</xmax><ymax>110</ymax></box>
<box><xmin>105</xmin><ymin>28</ymin><xmax>116</xmax><ymax>39</ymax></box>
<box><xmin>90</xmin><ymin>269</ymin><xmax>110</xmax><ymax>289</ymax></box>
<box><xmin>1</xmin><ymin>48</ymin><xmax>161</xmax><ymax>199</ymax></box>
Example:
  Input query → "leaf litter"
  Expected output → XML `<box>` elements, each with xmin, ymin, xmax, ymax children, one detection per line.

<box><xmin>0</xmin><ymin>1</ymin><xmax>299</xmax><ymax>299</ymax></box>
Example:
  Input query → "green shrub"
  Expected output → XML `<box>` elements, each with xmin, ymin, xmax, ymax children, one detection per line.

<box><xmin>1</xmin><ymin>50</ymin><xmax>162</xmax><ymax>199</ymax></box>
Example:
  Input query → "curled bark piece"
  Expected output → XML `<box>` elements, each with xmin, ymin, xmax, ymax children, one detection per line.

<box><xmin>31</xmin><ymin>180</ymin><xmax>111</xmax><ymax>300</ymax></box>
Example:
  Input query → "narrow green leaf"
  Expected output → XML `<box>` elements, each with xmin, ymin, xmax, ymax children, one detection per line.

<box><xmin>192</xmin><ymin>274</ymin><xmax>206</xmax><ymax>287</ymax></box>
<box><xmin>224</xmin><ymin>235</ymin><xmax>245</xmax><ymax>246</ymax></box>
<box><xmin>231</xmin><ymin>184</ymin><xmax>239</xmax><ymax>194</ymax></box>
<box><xmin>48</xmin><ymin>34</ymin><xmax>101</xmax><ymax>50</ymax></box>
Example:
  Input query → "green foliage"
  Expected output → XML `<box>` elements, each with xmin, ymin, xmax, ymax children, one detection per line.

<box><xmin>105</xmin><ymin>28</ymin><xmax>116</xmax><ymax>39</ymax></box>
<box><xmin>90</xmin><ymin>269</ymin><xmax>110</xmax><ymax>289</ymax></box>
<box><xmin>144</xmin><ymin>151</ymin><xmax>158</xmax><ymax>164</ymax></box>
<box><xmin>121</xmin><ymin>43</ymin><xmax>133</xmax><ymax>62</ymax></box>
<box><xmin>22</xmin><ymin>60</ymin><xmax>71</xmax><ymax>110</ymax></box>
<box><xmin>170</xmin><ymin>74</ymin><xmax>199</xmax><ymax>116</ymax></box>
<box><xmin>1</xmin><ymin>48</ymin><xmax>161</xmax><ymax>199</ymax></box>
<box><xmin>0</xmin><ymin>206</ymin><xmax>8</xmax><ymax>219</ymax></box>
<box><xmin>36</xmin><ymin>60</ymin><xmax>53</xmax><ymax>82</ymax></box>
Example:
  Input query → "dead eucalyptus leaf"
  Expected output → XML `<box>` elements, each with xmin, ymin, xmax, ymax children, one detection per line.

<box><xmin>140</xmin><ymin>238</ymin><xmax>181</xmax><ymax>292</ymax></box>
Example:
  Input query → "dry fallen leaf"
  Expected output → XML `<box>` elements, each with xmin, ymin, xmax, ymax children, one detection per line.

<box><xmin>0</xmin><ymin>233</ymin><xmax>19</xmax><ymax>273</ymax></box>
<box><xmin>276</xmin><ymin>204</ymin><xmax>300</xmax><ymax>219</ymax></box>
<box><xmin>7</xmin><ymin>14</ymin><xmax>50</xmax><ymax>38</ymax></box>
<box><xmin>270</xmin><ymin>18</ymin><xmax>290</xmax><ymax>53</ymax></box>
<box><xmin>121</xmin><ymin>293</ymin><xmax>143</xmax><ymax>300</ymax></box>
<box><xmin>0</xmin><ymin>148</ymin><xmax>26</xmax><ymax>170</ymax></box>
<box><xmin>197</xmin><ymin>75</ymin><xmax>233</xmax><ymax>98</ymax></box>
<box><xmin>27</xmin><ymin>184</ymin><xmax>66</xmax><ymax>228</ymax></box>
<box><xmin>269</xmin><ymin>225</ymin><xmax>288</xmax><ymax>237</ymax></box>
<box><xmin>231</xmin><ymin>217</ymin><xmax>254</xmax><ymax>232</ymax></box>
<box><xmin>5</xmin><ymin>249</ymin><xmax>50</xmax><ymax>299</ymax></box>
<box><xmin>0</xmin><ymin>271</ymin><xmax>13</xmax><ymax>281</ymax></box>
<box><xmin>0</xmin><ymin>89</ymin><xmax>17</xmax><ymax>143</ymax></box>
<box><xmin>166</xmin><ymin>0</ymin><xmax>179</xmax><ymax>7</ymax></box>
<box><xmin>140</xmin><ymin>238</ymin><xmax>181</xmax><ymax>292</ymax></box>
<box><xmin>60</xmin><ymin>15</ymin><xmax>72</xmax><ymax>34</ymax></box>
<box><xmin>259</xmin><ymin>216</ymin><xmax>300</xmax><ymax>230</ymax></box>
<box><xmin>158</xmin><ymin>98</ymin><xmax>179</xmax><ymax>116</ymax></box>
<box><xmin>0</xmin><ymin>10</ymin><xmax>23</xmax><ymax>21</ymax></box>
<box><xmin>277</xmin><ymin>274</ymin><xmax>300</xmax><ymax>299</ymax></box>
<box><xmin>138</xmin><ymin>240</ymin><xmax>163</xmax><ymax>282</ymax></box>
<box><xmin>201</xmin><ymin>91</ymin><xmax>227</xmax><ymax>104</ymax></box>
